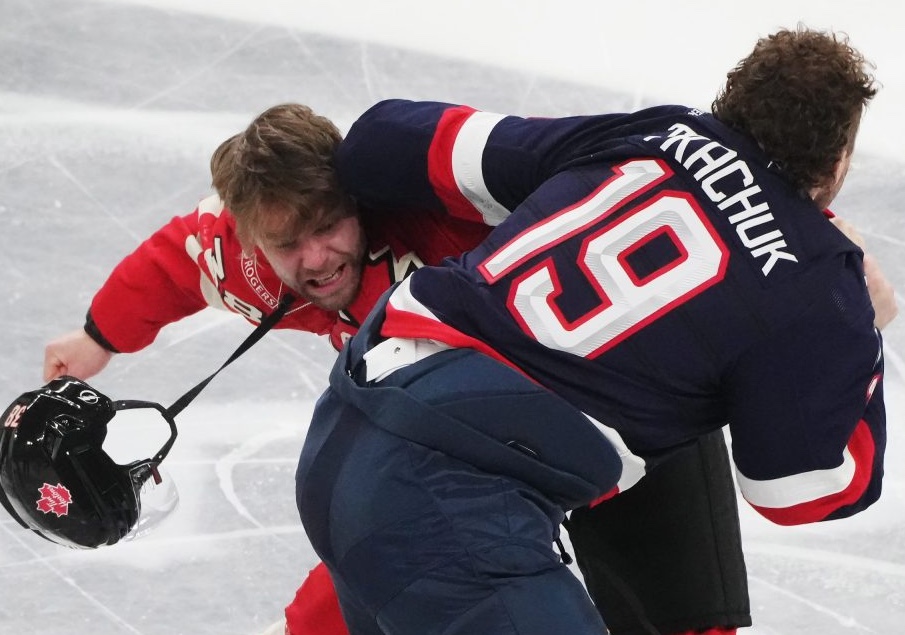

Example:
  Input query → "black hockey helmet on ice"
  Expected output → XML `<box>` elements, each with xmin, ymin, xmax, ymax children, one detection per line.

<box><xmin>0</xmin><ymin>376</ymin><xmax>178</xmax><ymax>549</ymax></box>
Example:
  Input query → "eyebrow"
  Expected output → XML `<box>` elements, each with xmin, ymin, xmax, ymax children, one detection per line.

<box><xmin>256</xmin><ymin>201</ymin><xmax>350</xmax><ymax>245</ymax></box>
<box><xmin>260</xmin><ymin>230</ymin><xmax>296</xmax><ymax>245</ymax></box>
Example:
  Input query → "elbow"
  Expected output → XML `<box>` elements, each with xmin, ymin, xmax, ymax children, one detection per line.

<box><xmin>738</xmin><ymin>419</ymin><xmax>883</xmax><ymax>526</ymax></box>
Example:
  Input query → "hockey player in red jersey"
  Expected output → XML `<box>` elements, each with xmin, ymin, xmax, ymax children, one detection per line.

<box><xmin>294</xmin><ymin>26</ymin><xmax>896</xmax><ymax>635</ymax></box>
<box><xmin>43</xmin><ymin>106</ymin><xmax>490</xmax><ymax>371</ymax></box>
<box><xmin>42</xmin><ymin>103</ymin><xmax>491</xmax><ymax>635</ymax></box>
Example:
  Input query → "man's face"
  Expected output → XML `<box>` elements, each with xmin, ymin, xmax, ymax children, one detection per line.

<box><xmin>257</xmin><ymin>204</ymin><xmax>367</xmax><ymax>311</ymax></box>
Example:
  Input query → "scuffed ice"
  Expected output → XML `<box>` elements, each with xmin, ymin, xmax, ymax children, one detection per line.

<box><xmin>0</xmin><ymin>1</ymin><xmax>902</xmax><ymax>633</ymax></box>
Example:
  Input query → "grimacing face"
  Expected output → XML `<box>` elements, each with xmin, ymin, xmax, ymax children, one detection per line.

<box><xmin>257</xmin><ymin>205</ymin><xmax>367</xmax><ymax>311</ymax></box>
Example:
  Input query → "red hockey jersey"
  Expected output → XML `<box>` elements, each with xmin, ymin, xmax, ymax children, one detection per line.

<box><xmin>87</xmin><ymin>194</ymin><xmax>491</xmax><ymax>353</ymax></box>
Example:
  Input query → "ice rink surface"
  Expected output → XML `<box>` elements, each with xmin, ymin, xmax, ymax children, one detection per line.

<box><xmin>1</xmin><ymin>1</ymin><xmax>903</xmax><ymax>633</ymax></box>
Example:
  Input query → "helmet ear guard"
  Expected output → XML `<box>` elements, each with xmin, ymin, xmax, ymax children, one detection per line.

<box><xmin>0</xmin><ymin>377</ymin><xmax>178</xmax><ymax>549</ymax></box>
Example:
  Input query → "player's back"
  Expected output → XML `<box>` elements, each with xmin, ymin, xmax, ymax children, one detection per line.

<box><xmin>387</xmin><ymin>108</ymin><xmax>877</xmax><ymax>467</ymax></box>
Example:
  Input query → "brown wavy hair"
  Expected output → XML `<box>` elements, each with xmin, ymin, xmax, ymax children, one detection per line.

<box><xmin>712</xmin><ymin>26</ymin><xmax>878</xmax><ymax>194</ymax></box>
<box><xmin>210</xmin><ymin>103</ymin><xmax>356</xmax><ymax>248</ymax></box>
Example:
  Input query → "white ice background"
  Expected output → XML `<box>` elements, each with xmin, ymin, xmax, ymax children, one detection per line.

<box><xmin>1</xmin><ymin>1</ymin><xmax>903</xmax><ymax>634</ymax></box>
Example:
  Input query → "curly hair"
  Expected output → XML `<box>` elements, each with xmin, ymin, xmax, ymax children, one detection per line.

<box><xmin>712</xmin><ymin>26</ymin><xmax>878</xmax><ymax>195</ymax></box>
<box><xmin>210</xmin><ymin>103</ymin><xmax>356</xmax><ymax>248</ymax></box>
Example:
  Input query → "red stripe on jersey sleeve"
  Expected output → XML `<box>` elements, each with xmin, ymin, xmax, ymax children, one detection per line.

<box><xmin>426</xmin><ymin>106</ymin><xmax>486</xmax><ymax>223</ymax></box>
<box><xmin>749</xmin><ymin>419</ymin><xmax>877</xmax><ymax>526</ymax></box>
<box><xmin>588</xmin><ymin>486</ymin><xmax>619</xmax><ymax>508</ymax></box>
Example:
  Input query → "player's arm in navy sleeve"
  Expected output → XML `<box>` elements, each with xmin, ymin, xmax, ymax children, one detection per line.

<box><xmin>337</xmin><ymin>99</ymin><xmax>619</xmax><ymax>227</ymax></box>
<box><xmin>726</xmin><ymin>257</ymin><xmax>886</xmax><ymax>526</ymax></box>
<box><xmin>336</xmin><ymin>99</ymin><xmax>450</xmax><ymax>212</ymax></box>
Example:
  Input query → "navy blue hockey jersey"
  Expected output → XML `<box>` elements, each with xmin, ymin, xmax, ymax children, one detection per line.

<box><xmin>336</xmin><ymin>99</ymin><xmax>886</xmax><ymax>526</ymax></box>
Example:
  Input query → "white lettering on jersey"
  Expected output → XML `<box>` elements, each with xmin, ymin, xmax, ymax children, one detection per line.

<box><xmin>204</xmin><ymin>236</ymin><xmax>226</xmax><ymax>283</ymax></box>
<box><xmin>241</xmin><ymin>254</ymin><xmax>280</xmax><ymax>309</ymax></box>
<box><xmin>481</xmin><ymin>159</ymin><xmax>728</xmax><ymax>358</ymax></box>
<box><xmin>646</xmin><ymin>123</ymin><xmax>799</xmax><ymax>276</ymax></box>
<box><xmin>195</xmin><ymin>193</ymin><xmax>228</xmax><ymax>286</ymax></box>
<box><xmin>185</xmin><ymin>196</ymin><xmax>275</xmax><ymax>323</ymax></box>
<box><xmin>184</xmin><ymin>234</ymin><xmax>227</xmax><ymax>310</ymax></box>
<box><xmin>222</xmin><ymin>291</ymin><xmax>264</xmax><ymax>323</ymax></box>
<box><xmin>482</xmin><ymin>160</ymin><xmax>666</xmax><ymax>280</ymax></box>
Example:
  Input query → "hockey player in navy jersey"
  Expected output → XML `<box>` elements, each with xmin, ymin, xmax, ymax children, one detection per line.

<box><xmin>296</xmin><ymin>26</ymin><xmax>894</xmax><ymax>635</ymax></box>
<box><xmin>38</xmin><ymin>103</ymin><xmax>776</xmax><ymax>635</ymax></box>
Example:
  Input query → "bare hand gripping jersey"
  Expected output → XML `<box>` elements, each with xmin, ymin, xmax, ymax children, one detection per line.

<box><xmin>336</xmin><ymin>99</ymin><xmax>886</xmax><ymax>526</ymax></box>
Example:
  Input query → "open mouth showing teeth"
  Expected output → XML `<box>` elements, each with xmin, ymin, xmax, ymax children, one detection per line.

<box><xmin>309</xmin><ymin>266</ymin><xmax>343</xmax><ymax>288</ymax></box>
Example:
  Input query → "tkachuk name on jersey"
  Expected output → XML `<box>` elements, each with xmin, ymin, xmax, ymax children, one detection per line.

<box><xmin>645</xmin><ymin>122</ymin><xmax>799</xmax><ymax>276</ymax></box>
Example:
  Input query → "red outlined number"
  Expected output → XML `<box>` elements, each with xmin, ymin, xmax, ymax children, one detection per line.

<box><xmin>204</xmin><ymin>236</ymin><xmax>226</xmax><ymax>283</ymax></box>
<box><xmin>480</xmin><ymin>158</ymin><xmax>728</xmax><ymax>358</ymax></box>
<box><xmin>4</xmin><ymin>404</ymin><xmax>26</xmax><ymax>428</ymax></box>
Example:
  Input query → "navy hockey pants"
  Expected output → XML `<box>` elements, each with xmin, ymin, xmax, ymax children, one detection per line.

<box><xmin>296</xmin><ymin>333</ymin><xmax>622</xmax><ymax>635</ymax></box>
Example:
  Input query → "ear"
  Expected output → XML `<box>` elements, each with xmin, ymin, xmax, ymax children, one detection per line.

<box><xmin>809</xmin><ymin>148</ymin><xmax>852</xmax><ymax>209</ymax></box>
<box><xmin>833</xmin><ymin>147</ymin><xmax>852</xmax><ymax>184</ymax></box>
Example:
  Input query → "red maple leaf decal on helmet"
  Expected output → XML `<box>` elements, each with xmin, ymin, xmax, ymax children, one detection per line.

<box><xmin>36</xmin><ymin>482</ymin><xmax>73</xmax><ymax>517</ymax></box>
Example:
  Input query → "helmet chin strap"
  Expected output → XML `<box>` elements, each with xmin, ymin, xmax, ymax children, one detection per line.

<box><xmin>0</xmin><ymin>294</ymin><xmax>296</xmax><ymax>543</ymax></box>
<box><xmin>128</xmin><ymin>293</ymin><xmax>296</xmax><ymax>481</ymax></box>
<box><xmin>165</xmin><ymin>293</ymin><xmax>295</xmax><ymax>419</ymax></box>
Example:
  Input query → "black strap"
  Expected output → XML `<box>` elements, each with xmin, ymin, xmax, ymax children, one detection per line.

<box><xmin>554</xmin><ymin>536</ymin><xmax>573</xmax><ymax>565</ymax></box>
<box><xmin>166</xmin><ymin>293</ymin><xmax>295</xmax><ymax>418</ymax></box>
<box><xmin>0</xmin><ymin>299</ymin><xmax>293</xmax><ymax>542</ymax></box>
